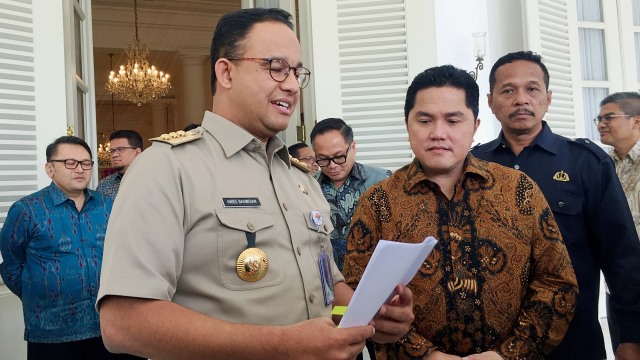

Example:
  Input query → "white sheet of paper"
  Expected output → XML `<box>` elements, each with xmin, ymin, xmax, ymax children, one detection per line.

<box><xmin>339</xmin><ymin>236</ymin><xmax>438</xmax><ymax>328</ymax></box>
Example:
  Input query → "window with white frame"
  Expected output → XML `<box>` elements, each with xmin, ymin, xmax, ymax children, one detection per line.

<box><xmin>66</xmin><ymin>0</ymin><xmax>94</xmax><ymax>141</ymax></box>
<box><xmin>576</xmin><ymin>0</ymin><xmax>630</xmax><ymax>141</ymax></box>
<box><xmin>524</xmin><ymin>0</ymin><xmax>639</xmax><ymax>141</ymax></box>
<box><xmin>306</xmin><ymin>0</ymin><xmax>432</xmax><ymax>171</ymax></box>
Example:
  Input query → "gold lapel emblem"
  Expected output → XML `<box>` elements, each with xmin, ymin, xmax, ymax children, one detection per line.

<box><xmin>236</xmin><ymin>248</ymin><xmax>269</xmax><ymax>282</ymax></box>
<box><xmin>298</xmin><ymin>184</ymin><xmax>308</xmax><ymax>195</ymax></box>
<box><xmin>552</xmin><ymin>171</ymin><xmax>570</xmax><ymax>182</ymax></box>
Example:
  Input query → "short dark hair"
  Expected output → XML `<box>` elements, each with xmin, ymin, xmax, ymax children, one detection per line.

<box><xmin>600</xmin><ymin>92</ymin><xmax>640</xmax><ymax>116</ymax></box>
<box><xmin>210</xmin><ymin>8</ymin><xmax>294</xmax><ymax>95</ymax></box>
<box><xmin>109</xmin><ymin>130</ymin><xmax>143</xmax><ymax>149</ymax></box>
<box><xmin>404</xmin><ymin>65</ymin><xmax>479</xmax><ymax>122</ymax></box>
<box><xmin>288</xmin><ymin>142</ymin><xmax>309</xmax><ymax>158</ymax></box>
<box><xmin>310</xmin><ymin>118</ymin><xmax>354</xmax><ymax>145</ymax></box>
<box><xmin>46</xmin><ymin>136</ymin><xmax>92</xmax><ymax>162</ymax></box>
<box><xmin>489</xmin><ymin>51</ymin><xmax>549</xmax><ymax>94</ymax></box>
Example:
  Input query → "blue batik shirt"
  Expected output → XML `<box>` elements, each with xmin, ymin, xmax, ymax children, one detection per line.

<box><xmin>96</xmin><ymin>172</ymin><xmax>122</xmax><ymax>198</ymax></box>
<box><xmin>0</xmin><ymin>182</ymin><xmax>113</xmax><ymax>343</ymax></box>
<box><xmin>316</xmin><ymin>162</ymin><xmax>390</xmax><ymax>270</ymax></box>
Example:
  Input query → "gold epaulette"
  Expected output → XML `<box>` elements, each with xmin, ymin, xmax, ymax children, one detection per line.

<box><xmin>290</xmin><ymin>155</ymin><xmax>311</xmax><ymax>173</ymax></box>
<box><xmin>149</xmin><ymin>130</ymin><xmax>202</xmax><ymax>147</ymax></box>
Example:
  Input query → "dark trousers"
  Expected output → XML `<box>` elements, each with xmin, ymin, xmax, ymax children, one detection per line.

<box><xmin>28</xmin><ymin>337</ymin><xmax>144</xmax><ymax>360</ymax></box>
<box><xmin>606</xmin><ymin>293</ymin><xmax>621</xmax><ymax>352</ymax></box>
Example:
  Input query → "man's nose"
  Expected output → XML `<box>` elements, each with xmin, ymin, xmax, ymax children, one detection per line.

<box><xmin>513</xmin><ymin>89</ymin><xmax>530</xmax><ymax>105</ymax></box>
<box><xmin>429</xmin><ymin>121</ymin><xmax>447</xmax><ymax>139</ymax></box>
<box><xmin>280</xmin><ymin>71</ymin><xmax>300</xmax><ymax>94</ymax></box>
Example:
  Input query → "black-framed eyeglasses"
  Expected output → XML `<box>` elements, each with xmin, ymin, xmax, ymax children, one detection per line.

<box><xmin>316</xmin><ymin>144</ymin><xmax>351</xmax><ymax>167</ymax></box>
<box><xmin>593</xmin><ymin>114</ymin><xmax>632</xmax><ymax>126</ymax></box>
<box><xmin>108</xmin><ymin>146</ymin><xmax>136</xmax><ymax>155</ymax></box>
<box><xmin>226</xmin><ymin>57</ymin><xmax>311</xmax><ymax>89</ymax></box>
<box><xmin>49</xmin><ymin>159</ymin><xmax>94</xmax><ymax>170</ymax></box>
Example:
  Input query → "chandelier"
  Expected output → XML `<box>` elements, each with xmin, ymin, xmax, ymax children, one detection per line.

<box><xmin>106</xmin><ymin>0</ymin><xmax>170</xmax><ymax>106</ymax></box>
<box><xmin>97</xmin><ymin>137</ymin><xmax>112</xmax><ymax>167</ymax></box>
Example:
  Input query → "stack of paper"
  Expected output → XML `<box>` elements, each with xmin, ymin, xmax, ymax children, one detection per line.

<box><xmin>339</xmin><ymin>236</ymin><xmax>438</xmax><ymax>328</ymax></box>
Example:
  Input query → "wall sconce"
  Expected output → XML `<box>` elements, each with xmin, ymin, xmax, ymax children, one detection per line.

<box><xmin>469</xmin><ymin>31</ymin><xmax>486</xmax><ymax>81</ymax></box>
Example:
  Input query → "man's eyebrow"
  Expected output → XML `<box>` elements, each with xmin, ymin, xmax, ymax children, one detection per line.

<box><xmin>413</xmin><ymin>110</ymin><xmax>465</xmax><ymax>117</ymax></box>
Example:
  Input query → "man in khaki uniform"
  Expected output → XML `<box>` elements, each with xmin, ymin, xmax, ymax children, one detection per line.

<box><xmin>97</xmin><ymin>8</ymin><xmax>413</xmax><ymax>360</ymax></box>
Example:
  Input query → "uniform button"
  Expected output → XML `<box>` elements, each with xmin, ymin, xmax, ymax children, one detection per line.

<box><xmin>247</xmin><ymin>223</ymin><xmax>255</xmax><ymax>231</ymax></box>
<box><xmin>309</xmin><ymin>294</ymin><xmax>316</xmax><ymax>303</ymax></box>
<box><xmin>514</xmin><ymin>164</ymin><xmax>520</xmax><ymax>170</ymax></box>
<box><xmin>323</xmin><ymin>224</ymin><xmax>328</xmax><ymax>231</ymax></box>
<box><xmin>282</xmin><ymin>203</ymin><xmax>288</xmax><ymax>211</ymax></box>
<box><xmin>585</xmin><ymin>139</ymin><xmax>591</xmax><ymax>144</ymax></box>
<box><xmin>297</xmin><ymin>246</ymin><xmax>302</xmax><ymax>255</ymax></box>
<box><xmin>558</xmin><ymin>202</ymin><xmax>565</xmax><ymax>208</ymax></box>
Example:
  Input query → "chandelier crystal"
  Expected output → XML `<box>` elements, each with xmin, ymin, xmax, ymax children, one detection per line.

<box><xmin>97</xmin><ymin>138</ymin><xmax>112</xmax><ymax>167</ymax></box>
<box><xmin>106</xmin><ymin>0</ymin><xmax>170</xmax><ymax>106</ymax></box>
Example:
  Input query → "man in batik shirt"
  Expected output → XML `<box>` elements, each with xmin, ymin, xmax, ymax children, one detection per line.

<box><xmin>96</xmin><ymin>130</ymin><xmax>142</xmax><ymax>197</ymax></box>
<box><xmin>0</xmin><ymin>136</ymin><xmax>139</xmax><ymax>360</ymax></box>
<box><xmin>596</xmin><ymin>91</ymin><xmax>640</xmax><ymax>353</ymax></box>
<box><xmin>311</xmin><ymin>117</ymin><xmax>391</xmax><ymax>270</ymax></box>
<box><xmin>344</xmin><ymin>65</ymin><xmax>578</xmax><ymax>359</ymax></box>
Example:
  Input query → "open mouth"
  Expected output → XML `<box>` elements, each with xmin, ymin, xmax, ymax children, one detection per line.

<box><xmin>272</xmin><ymin>101</ymin><xmax>290</xmax><ymax>110</ymax></box>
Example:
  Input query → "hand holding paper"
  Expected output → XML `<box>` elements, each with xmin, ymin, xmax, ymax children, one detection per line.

<box><xmin>339</xmin><ymin>236</ymin><xmax>438</xmax><ymax>328</ymax></box>
<box><xmin>369</xmin><ymin>283</ymin><xmax>415</xmax><ymax>344</ymax></box>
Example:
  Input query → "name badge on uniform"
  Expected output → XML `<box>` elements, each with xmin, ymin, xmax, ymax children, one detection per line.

<box><xmin>310</xmin><ymin>210</ymin><xmax>334</xmax><ymax>306</ymax></box>
<box><xmin>319</xmin><ymin>251</ymin><xmax>335</xmax><ymax>306</ymax></box>
<box><xmin>222</xmin><ymin>197</ymin><xmax>261</xmax><ymax>207</ymax></box>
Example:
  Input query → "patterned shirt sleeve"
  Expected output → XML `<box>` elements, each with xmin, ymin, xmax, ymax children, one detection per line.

<box><xmin>496</xmin><ymin>176</ymin><xmax>578</xmax><ymax>358</ymax></box>
<box><xmin>0</xmin><ymin>201</ymin><xmax>29</xmax><ymax>297</ymax></box>
<box><xmin>344</xmin><ymin>185</ymin><xmax>440</xmax><ymax>358</ymax></box>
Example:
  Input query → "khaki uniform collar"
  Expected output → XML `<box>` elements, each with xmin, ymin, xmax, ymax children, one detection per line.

<box><xmin>201</xmin><ymin>111</ymin><xmax>291</xmax><ymax>166</ymax></box>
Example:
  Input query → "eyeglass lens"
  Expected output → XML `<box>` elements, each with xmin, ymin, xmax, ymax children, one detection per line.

<box><xmin>109</xmin><ymin>147</ymin><xmax>132</xmax><ymax>154</ymax></box>
<box><xmin>269</xmin><ymin>59</ymin><xmax>310</xmax><ymax>88</ymax></box>
<box><xmin>63</xmin><ymin>159</ymin><xmax>93</xmax><ymax>170</ymax></box>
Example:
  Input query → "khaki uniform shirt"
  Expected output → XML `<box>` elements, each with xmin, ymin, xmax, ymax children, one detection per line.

<box><xmin>98</xmin><ymin>111</ymin><xmax>342</xmax><ymax>325</ymax></box>
<box><xmin>610</xmin><ymin>141</ymin><xmax>640</xmax><ymax>236</ymax></box>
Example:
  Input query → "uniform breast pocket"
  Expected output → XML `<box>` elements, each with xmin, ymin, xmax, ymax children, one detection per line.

<box><xmin>215</xmin><ymin>208</ymin><xmax>284</xmax><ymax>290</ymax></box>
<box><xmin>546</xmin><ymin>190</ymin><xmax>582</xmax><ymax>216</ymax></box>
<box><xmin>546</xmin><ymin>190</ymin><xmax>583</xmax><ymax>247</ymax></box>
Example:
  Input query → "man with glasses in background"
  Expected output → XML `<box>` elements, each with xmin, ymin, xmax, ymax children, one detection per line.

<box><xmin>0</xmin><ymin>136</ymin><xmax>139</xmax><ymax>360</ymax></box>
<box><xmin>288</xmin><ymin>142</ymin><xmax>319</xmax><ymax>175</ymax></box>
<box><xmin>311</xmin><ymin>118</ymin><xmax>391</xmax><ymax>271</ymax></box>
<box><xmin>97</xmin><ymin>8</ymin><xmax>414</xmax><ymax>360</ymax></box>
<box><xmin>96</xmin><ymin>130</ymin><xmax>143</xmax><ymax>198</ymax></box>
<box><xmin>596</xmin><ymin>91</ymin><xmax>640</xmax><ymax>354</ymax></box>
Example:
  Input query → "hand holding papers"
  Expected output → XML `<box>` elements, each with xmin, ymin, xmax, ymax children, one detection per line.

<box><xmin>339</xmin><ymin>236</ymin><xmax>438</xmax><ymax>328</ymax></box>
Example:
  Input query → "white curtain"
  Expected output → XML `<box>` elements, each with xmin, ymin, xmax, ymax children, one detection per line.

<box><xmin>579</xmin><ymin>28</ymin><xmax>607</xmax><ymax>81</ymax></box>
<box><xmin>634</xmin><ymin>0</ymin><xmax>640</xmax><ymax>83</ymax></box>
<box><xmin>636</xmin><ymin>33</ymin><xmax>640</xmax><ymax>83</ymax></box>
<box><xmin>577</xmin><ymin>0</ymin><xmax>607</xmax><ymax>140</ymax></box>
<box><xmin>577</xmin><ymin>0</ymin><xmax>603</xmax><ymax>22</ymax></box>
<box><xmin>255</xmin><ymin>0</ymin><xmax>280</xmax><ymax>8</ymax></box>
<box><xmin>583</xmin><ymin>87</ymin><xmax>608</xmax><ymax>140</ymax></box>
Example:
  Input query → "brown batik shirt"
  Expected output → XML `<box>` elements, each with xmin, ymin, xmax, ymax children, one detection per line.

<box><xmin>343</xmin><ymin>155</ymin><xmax>578</xmax><ymax>360</ymax></box>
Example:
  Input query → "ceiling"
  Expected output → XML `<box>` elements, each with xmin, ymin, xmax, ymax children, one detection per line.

<box><xmin>92</xmin><ymin>0</ymin><xmax>242</xmax><ymax>101</ymax></box>
<box><xmin>92</xmin><ymin>0</ymin><xmax>241</xmax><ymax>15</ymax></box>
